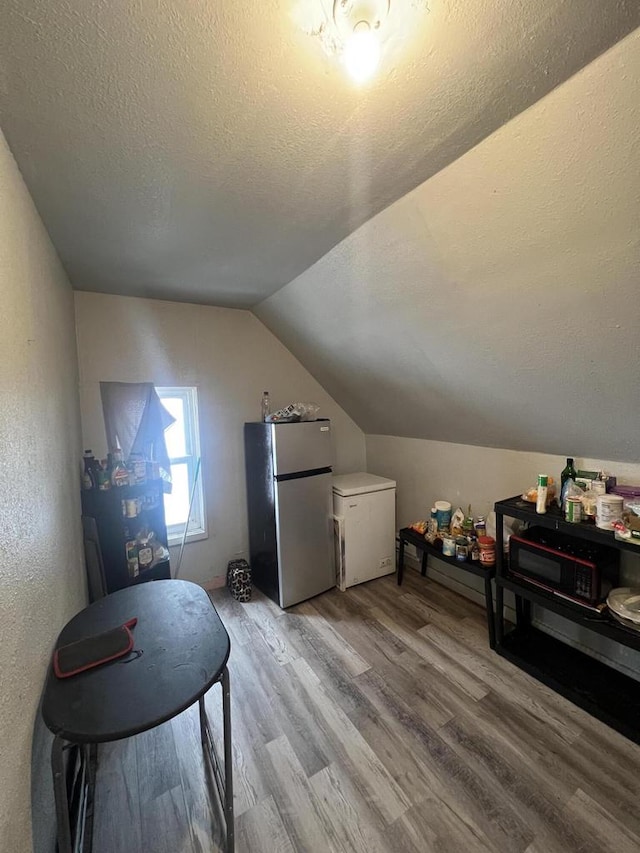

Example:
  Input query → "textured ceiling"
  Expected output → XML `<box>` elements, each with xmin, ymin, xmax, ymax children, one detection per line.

<box><xmin>256</xmin><ymin>30</ymin><xmax>640</xmax><ymax>461</ymax></box>
<box><xmin>1</xmin><ymin>1</ymin><xmax>639</xmax><ymax>307</ymax></box>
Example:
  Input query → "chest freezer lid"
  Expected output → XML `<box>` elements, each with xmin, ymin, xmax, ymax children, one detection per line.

<box><xmin>332</xmin><ymin>472</ymin><xmax>396</xmax><ymax>497</ymax></box>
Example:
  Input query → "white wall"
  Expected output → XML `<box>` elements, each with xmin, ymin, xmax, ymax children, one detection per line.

<box><xmin>256</xmin><ymin>28</ymin><xmax>640</xmax><ymax>463</ymax></box>
<box><xmin>0</xmin><ymin>130</ymin><xmax>85</xmax><ymax>852</ymax></box>
<box><xmin>74</xmin><ymin>292</ymin><xmax>366</xmax><ymax>585</ymax></box>
<box><xmin>367</xmin><ymin>434</ymin><xmax>640</xmax><ymax>676</ymax></box>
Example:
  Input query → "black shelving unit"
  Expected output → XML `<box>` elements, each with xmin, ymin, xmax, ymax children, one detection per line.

<box><xmin>81</xmin><ymin>479</ymin><xmax>171</xmax><ymax>594</ymax></box>
<box><xmin>494</xmin><ymin>495</ymin><xmax>640</xmax><ymax>743</ymax></box>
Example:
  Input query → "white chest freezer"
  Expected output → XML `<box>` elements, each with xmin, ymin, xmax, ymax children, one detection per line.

<box><xmin>332</xmin><ymin>472</ymin><xmax>396</xmax><ymax>591</ymax></box>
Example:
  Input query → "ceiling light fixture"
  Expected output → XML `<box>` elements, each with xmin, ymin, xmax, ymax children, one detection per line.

<box><xmin>297</xmin><ymin>0</ymin><xmax>428</xmax><ymax>84</ymax></box>
<box><xmin>334</xmin><ymin>0</ymin><xmax>389</xmax><ymax>84</ymax></box>
<box><xmin>342</xmin><ymin>19</ymin><xmax>381</xmax><ymax>84</ymax></box>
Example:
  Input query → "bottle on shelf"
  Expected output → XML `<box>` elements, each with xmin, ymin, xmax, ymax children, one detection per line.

<box><xmin>463</xmin><ymin>506</ymin><xmax>474</xmax><ymax>537</ymax></box>
<box><xmin>125</xmin><ymin>539</ymin><xmax>139</xmax><ymax>578</ymax></box>
<box><xmin>470</xmin><ymin>537</ymin><xmax>480</xmax><ymax>561</ymax></box>
<box><xmin>474</xmin><ymin>515</ymin><xmax>487</xmax><ymax>538</ymax></box>
<box><xmin>261</xmin><ymin>391</ymin><xmax>271</xmax><ymax>422</ymax></box>
<box><xmin>111</xmin><ymin>448</ymin><xmax>129</xmax><ymax>488</ymax></box>
<box><xmin>536</xmin><ymin>474</ymin><xmax>548</xmax><ymax>514</ymax></box>
<box><xmin>82</xmin><ymin>450</ymin><xmax>96</xmax><ymax>489</ymax></box>
<box><xmin>560</xmin><ymin>457</ymin><xmax>577</xmax><ymax>506</ymax></box>
<box><xmin>96</xmin><ymin>459</ymin><xmax>111</xmax><ymax>490</ymax></box>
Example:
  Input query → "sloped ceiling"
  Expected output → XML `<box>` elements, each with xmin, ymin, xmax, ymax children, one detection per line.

<box><xmin>1</xmin><ymin>2</ymin><xmax>639</xmax><ymax>307</ymax></box>
<box><xmin>255</xmin><ymin>29</ymin><xmax>640</xmax><ymax>462</ymax></box>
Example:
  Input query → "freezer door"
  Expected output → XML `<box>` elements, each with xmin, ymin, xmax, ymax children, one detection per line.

<box><xmin>275</xmin><ymin>472</ymin><xmax>335</xmax><ymax>607</ymax></box>
<box><xmin>271</xmin><ymin>421</ymin><xmax>332</xmax><ymax>476</ymax></box>
<box><xmin>334</xmin><ymin>488</ymin><xmax>396</xmax><ymax>588</ymax></box>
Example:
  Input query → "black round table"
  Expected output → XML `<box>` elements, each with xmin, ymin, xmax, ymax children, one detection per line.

<box><xmin>42</xmin><ymin>579</ymin><xmax>233</xmax><ymax>852</ymax></box>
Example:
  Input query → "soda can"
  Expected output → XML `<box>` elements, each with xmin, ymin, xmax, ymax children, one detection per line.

<box><xmin>565</xmin><ymin>496</ymin><xmax>583</xmax><ymax>524</ymax></box>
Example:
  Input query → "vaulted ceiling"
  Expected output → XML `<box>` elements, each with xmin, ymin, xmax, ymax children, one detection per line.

<box><xmin>1</xmin><ymin>1</ymin><xmax>639</xmax><ymax>307</ymax></box>
<box><xmin>256</xmin><ymin>28</ymin><xmax>640</xmax><ymax>461</ymax></box>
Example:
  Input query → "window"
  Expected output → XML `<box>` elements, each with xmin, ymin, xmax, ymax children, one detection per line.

<box><xmin>156</xmin><ymin>386</ymin><xmax>206</xmax><ymax>546</ymax></box>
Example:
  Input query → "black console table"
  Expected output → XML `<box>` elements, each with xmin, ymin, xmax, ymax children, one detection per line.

<box><xmin>397</xmin><ymin>527</ymin><xmax>496</xmax><ymax>648</ymax></box>
<box><xmin>494</xmin><ymin>495</ymin><xmax>640</xmax><ymax>744</ymax></box>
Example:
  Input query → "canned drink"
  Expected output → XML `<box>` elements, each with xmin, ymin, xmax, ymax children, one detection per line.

<box><xmin>565</xmin><ymin>496</ymin><xmax>582</xmax><ymax>524</ymax></box>
<box><xmin>442</xmin><ymin>536</ymin><xmax>456</xmax><ymax>557</ymax></box>
<box><xmin>455</xmin><ymin>537</ymin><xmax>468</xmax><ymax>562</ymax></box>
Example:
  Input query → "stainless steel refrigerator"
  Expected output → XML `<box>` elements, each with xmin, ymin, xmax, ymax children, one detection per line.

<box><xmin>244</xmin><ymin>420</ymin><xmax>335</xmax><ymax>608</ymax></box>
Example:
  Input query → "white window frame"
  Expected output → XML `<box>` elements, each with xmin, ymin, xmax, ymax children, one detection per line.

<box><xmin>156</xmin><ymin>386</ymin><xmax>207</xmax><ymax>546</ymax></box>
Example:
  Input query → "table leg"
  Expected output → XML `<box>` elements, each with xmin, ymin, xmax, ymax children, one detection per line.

<box><xmin>420</xmin><ymin>549</ymin><xmax>428</xmax><ymax>577</ymax></box>
<box><xmin>484</xmin><ymin>575</ymin><xmax>496</xmax><ymax>650</ymax></box>
<box><xmin>397</xmin><ymin>538</ymin><xmax>405</xmax><ymax>586</ymax></box>
<box><xmin>52</xmin><ymin>736</ymin><xmax>72</xmax><ymax>853</ymax></box>
<box><xmin>222</xmin><ymin>667</ymin><xmax>234</xmax><ymax>853</ymax></box>
<box><xmin>199</xmin><ymin>672</ymin><xmax>234</xmax><ymax>853</ymax></box>
<box><xmin>199</xmin><ymin>694</ymin><xmax>207</xmax><ymax>748</ymax></box>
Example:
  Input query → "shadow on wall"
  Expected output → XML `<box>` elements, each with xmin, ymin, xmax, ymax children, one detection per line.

<box><xmin>31</xmin><ymin>692</ymin><xmax>56</xmax><ymax>853</ymax></box>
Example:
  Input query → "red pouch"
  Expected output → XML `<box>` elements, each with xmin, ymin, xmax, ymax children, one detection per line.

<box><xmin>53</xmin><ymin>618</ymin><xmax>138</xmax><ymax>678</ymax></box>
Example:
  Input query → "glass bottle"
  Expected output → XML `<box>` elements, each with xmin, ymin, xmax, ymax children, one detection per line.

<box><xmin>561</xmin><ymin>457</ymin><xmax>577</xmax><ymax>491</ymax></box>
<box><xmin>261</xmin><ymin>391</ymin><xmax>271</xmax><ymax>422</ymax></box>
<box><xmin>463</xmin><ymin>506</ymin><xmax>474</xmax><ymax>537</ymax></box>
<box><xmin>560</xmin><ymin>457</ymin><xmax>578</xmax><ymax>508</ymax></box>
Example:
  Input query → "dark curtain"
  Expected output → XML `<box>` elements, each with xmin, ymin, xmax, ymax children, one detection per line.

<box><xmin>100</xmin><ymin>382</ymin><xmax>175</xmax><ymax>489</ymax></box>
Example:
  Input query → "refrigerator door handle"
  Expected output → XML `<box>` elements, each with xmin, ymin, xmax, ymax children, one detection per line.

<box><xmin>274</xmin><ymin>467</ymin><xmax>332</xmax><ymax>482</ymax></box>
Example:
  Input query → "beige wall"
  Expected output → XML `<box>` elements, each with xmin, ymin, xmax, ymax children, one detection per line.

<box><xmin>74</xmin><ymin>292</ymin><xmax>366</xmax><ymax>585</ymax></box>
<box><xmin>0</xmin><ymin>130</ymin><xmax>85</xmax><ymax>851</ymax></box>
<box><xmin>366</xmin><ymin>434</ymin><xmax>640</xmax><ymax>675</ymax></box>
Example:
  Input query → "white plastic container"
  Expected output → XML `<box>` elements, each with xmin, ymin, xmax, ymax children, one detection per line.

<box><xmin>434</xmin><ymin>500</ymin><xmax>452</xmax><ymax>531</ymax></box>
<box><xmin>596</xmin><ymin>494</ymin><xmax>624</xmax><ymax>530</ymax></box>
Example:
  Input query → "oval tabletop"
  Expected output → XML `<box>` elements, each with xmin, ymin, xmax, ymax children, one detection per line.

<box><xmin>42</xmin><ymin>579</ymin><xmax>230</xmax><ymax>743</ymax></box>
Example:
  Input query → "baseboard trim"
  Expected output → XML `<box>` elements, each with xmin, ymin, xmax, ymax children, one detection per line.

<box><xmin>202</xmin><ymin>576</ymin><xmax>226</xmax><ymax>592</ymax></box>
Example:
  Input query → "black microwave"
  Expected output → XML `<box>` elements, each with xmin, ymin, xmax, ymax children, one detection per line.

<box><xmin>509</xmin><ymin>527</ymin><xmax>619</xmax><ymax>606</ymax></box>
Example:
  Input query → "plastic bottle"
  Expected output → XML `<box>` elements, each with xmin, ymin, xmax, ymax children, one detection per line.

<box><xmin>536</xmin><ymin>474</ymin><xmax>548</xmax><ymax>514</ymax></box>
<box><xmin>261</xmin><ymin>391</ymin><xmax>270</xmax><ymax>422</ymax></box>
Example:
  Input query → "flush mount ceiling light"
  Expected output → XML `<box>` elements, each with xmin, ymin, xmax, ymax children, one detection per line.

<box><xmin>297</xmin><ymin>0</ymin><xmax>429</xmax><ymax>85</ymax></box>
<box><xmin>335</xmin><ymin>0</ymin><xmax>388</xmax><ymax>84</ymax></box>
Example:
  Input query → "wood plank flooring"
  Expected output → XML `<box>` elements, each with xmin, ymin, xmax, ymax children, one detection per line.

<box><xmin>91</xmin><ymin>569</ymin><xmax>640</xmax><ymax>852</ymax></box>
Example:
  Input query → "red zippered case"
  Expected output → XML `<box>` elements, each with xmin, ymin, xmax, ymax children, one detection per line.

<box><xmin>53</xmin><ymin>617</ymin><xmax>138</xmax><ymax>678</ymax></box>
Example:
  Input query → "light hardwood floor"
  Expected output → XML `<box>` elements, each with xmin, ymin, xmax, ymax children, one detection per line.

<box><xmin>92</xmin><ymin>569</ymin><xmax>640</xmax><ymax>852</ymax></box>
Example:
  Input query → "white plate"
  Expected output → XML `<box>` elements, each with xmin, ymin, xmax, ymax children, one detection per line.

<box><xmin>607</xmin><ymin>588</ymin><xmax>640</xmax><ymax>624</ymax></box>
<box><xmin>609</xmin><ymin>609</ymin><xmax>640</xmax><ymax>632</ymax></box>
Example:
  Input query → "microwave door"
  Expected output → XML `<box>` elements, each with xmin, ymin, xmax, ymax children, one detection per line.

<box><xmin>518</xmin><ymin>550</ymin><xmax>563</xmax><ymax>585</ymax></box>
